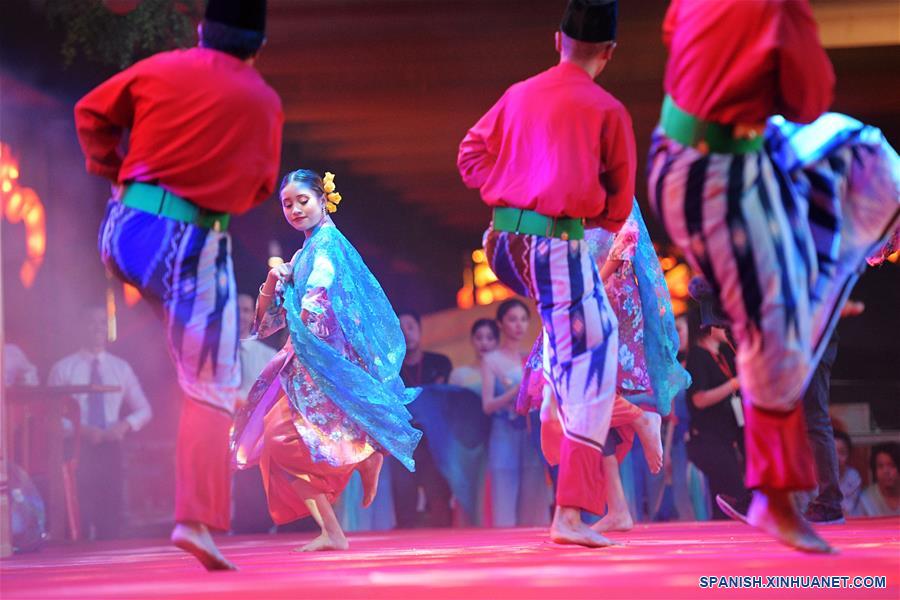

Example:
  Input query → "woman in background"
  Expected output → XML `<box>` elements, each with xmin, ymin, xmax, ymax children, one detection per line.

<box><xmin>449</xmin><ymin>319</ymin><xmax>500</xmax><ymax>394</ymax></box>
<box><xmin>833</xmin><ymin>429</ymin><xmax>862</xmax><ymax>516</ymax></box>
<box><xmin>857</xmin><ymin>443</ymin><xmax>900</xmax><ymax>517</ymax></box>
<box><xmin>481</xmin><ymin>299</ymin><xmax>551</xmax><ymax>527</ymax></box>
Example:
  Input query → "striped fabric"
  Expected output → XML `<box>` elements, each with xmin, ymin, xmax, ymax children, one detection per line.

<box><xmin>99</xmin><ymin>200</ymin><xmax>241</xmax><ymax>414</ymax></box>
<box><xmin>484</xmin><ymin>228</ymin><xmax>619</xmax><ymax>451</ymax></box>
<box><xmin>647</xmin><ymin>116</ymin><xmax>899</xmax><ymax>412</ymax></box>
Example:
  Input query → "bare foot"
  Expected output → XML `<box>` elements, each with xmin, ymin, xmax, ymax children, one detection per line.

<box><xmin>633</xmin><ymin>411</ymin><xmax>663</xmax><ymax>474</ymax></box>
<box><xmin>550</xmin><ymin>507</ymin><xmax>618</xmax><ymax>548</ymax></box>
<box><xmin>356</xmin><ymin>452</ymin><xmax>384</xmax><ymax>508</ymax></box>
<box><xmin>592</xmin><ymin>510</ymin><xmax>634</xmax><ymax>533</ymax></box>
<box><xmin>746</xmin><ymin>490</ymin><xmax>834</xmax><ymax>554</ymax></box>
<box><xmin>171</xmin><ymin>523</ymin><xmax>237</xmax><ymax>571</ymax></box>
<box><xmin>294</xmin><ymin>532</ymin><xmax>349</xmax><ymax>552</ymax></box>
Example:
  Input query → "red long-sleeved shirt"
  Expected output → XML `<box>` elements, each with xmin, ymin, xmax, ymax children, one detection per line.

<box><xmin>75</xmin><ymin>47</ymin><xmax>283</xmax><ymax>215</ymax></box>
<box><xmin>662</xmin><ymin>0</ymin><xmax>834</xmax><ymax>125</ymax></box>
<box><xmin>458</xmin><ymin>62</ymin><xmax>636</xmax><ymax>232</ymax></box>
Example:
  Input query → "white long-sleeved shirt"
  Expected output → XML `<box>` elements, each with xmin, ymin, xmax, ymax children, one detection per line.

<box><xmin>3</xmin><ymin>344</ymin><xmax>39</xmax><ymax>386</ymax></box>
<box><xmin>239</xmin><ymin>339</ymin><xmax>277</xmax><ymax>399</ymax></box>
<box><xmin>48</xmin><ymin>349</ymin><xmax>152</xmax><ymax>431</ymax></box>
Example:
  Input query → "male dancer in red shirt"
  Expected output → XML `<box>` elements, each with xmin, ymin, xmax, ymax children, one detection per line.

<box><xmin>459</xmin><ymin>0</ymin><xmax>635</xmax><ymax>547</ymax></box>
<box><xmin>648</xmin><ymin>0</ymin><xmax>898</xmax><ymax>552</ymax></box>
<box><xmin>75</xmin><ymin>0</ymin><xmax>283</xmax><ymax>569</ymax></box>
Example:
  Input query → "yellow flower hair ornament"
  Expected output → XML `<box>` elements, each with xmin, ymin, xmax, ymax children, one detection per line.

<box><xmin>323</xmin><ymin>171</ymin><xmax>342</xmax><ymax>213</ymax></box>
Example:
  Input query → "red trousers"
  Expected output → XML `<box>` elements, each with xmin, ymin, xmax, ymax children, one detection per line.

<box><xmin>174</xmin><ymin>397</ymin><xmax>233</xmax><ymax>531</ymax></box>
<box><xmin>549</xmin><ymin>395</ymin><xmax>644</xmax><ymax>515</ymax></box>
<box><xmin>744</xmin><ymin>401</ymin><xmax>816</xmax><ymax>491</ymax></box>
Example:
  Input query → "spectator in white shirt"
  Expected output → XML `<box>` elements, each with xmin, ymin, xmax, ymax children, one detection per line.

<box><xmin>237</xmin><ymin>293</ymin><xmax>276</xmax><ymax>402</ymax></box>
<box><xmin>232</xmin><ymin>293</ymin><xmax>276</xmax><ymax>534</ymax></box>
<box><xmin>48</xmin><ymin>306</ymin><xmax>152</xmax><ymax>539</ymax></box>
<box><xmin>3</xmin><ymin>343</ymin><xmax>39</xmax><ymax>386</ymax></box>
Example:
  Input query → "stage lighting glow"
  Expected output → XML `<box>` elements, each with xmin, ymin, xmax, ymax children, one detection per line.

<box><xmin>123</xmin><ymin>282</ymin><xmax>143</xmax><ymax>307</ymax></box>
<box><xmin>457</xmin><ymin>243</ymin><xmax>694</xmax><ymax>312</ymax></box>
<box><xmin>456</xmin><ymin>287</ymin><xmax>475</xmax><ymax>309</ymax></box>
<box><xmin>457</xmin><ymin>247</ymin><xmax>516</xmax><ymax>308</ymax></box>
<box><xmin>1</xmin><ymin>143</ymin><xmax>46</xmax><ymax>288</ymax></box>
<box><xmin>6</xmin><ymin>192</ymin><xmax>23</xmax><ymax>222</ymax></box>
<box><xmin>106</xmin><ymin>278</ymin><xmax>118</xmax><ymax>342</ymax></box>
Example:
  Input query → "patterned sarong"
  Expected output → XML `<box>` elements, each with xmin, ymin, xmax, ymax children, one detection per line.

<box><xmin>99</xmin><ymin>200</ymin><xmax>240</xmax><ymax>413</ymax></box>
<box><xmin>484</xmin><ymin>229</ymin><xmax>618</xmax><ymax>451</ymax></box>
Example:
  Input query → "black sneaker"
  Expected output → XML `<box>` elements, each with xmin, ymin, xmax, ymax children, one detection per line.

<box><xmin>803</xmin><ymin>503</ymin><xmax>845</xmax><ymax>525</ymax></box>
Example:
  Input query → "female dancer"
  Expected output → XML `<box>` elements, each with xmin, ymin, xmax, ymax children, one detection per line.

<box><xmin>232</xmin><ymin>170</ymin><xmax>421</xmax><ymax>551</ymax></box>
<box><xmin>481</xmin><ymin>299</ymin><xmax>552</xmax><ymax>527</ymax></box>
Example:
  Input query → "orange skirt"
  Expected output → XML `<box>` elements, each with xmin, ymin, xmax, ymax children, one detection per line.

<box><xmin>260</xmin><ymin>395</ymin><xmax>360</xmax><ymax>525</ymax></box>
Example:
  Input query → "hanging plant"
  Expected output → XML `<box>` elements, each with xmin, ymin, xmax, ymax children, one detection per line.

<box><xmin>44</xmin><ymin>0</ymin><xmax>205</xmax><ymax>69</ymax></box>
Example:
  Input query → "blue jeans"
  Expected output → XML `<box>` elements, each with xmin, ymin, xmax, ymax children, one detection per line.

<box><xmin>801</xmin><ymin>335</ymin><xmax>842</xmax><ymax>514</ymax></box>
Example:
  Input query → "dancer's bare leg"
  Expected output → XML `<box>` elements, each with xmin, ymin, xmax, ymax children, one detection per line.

<box><xmin>633</xmin><ymin>411</ymin><xmax>663</xmax><ymax>474</ymax></box>
<box><xmin>171</xmin><ymin>521</ymin><xmax>237</xmax><ymax>571</ymax></box>
<box><xmin>592</xmin><ymin>456</ymin><xmax>634</xmax><ymax>533</ymax></box>
<box><xmin>355</xmin><ymin>452</ymin><xmax>384</xmax><ymax>508</ymax></box>
<box><xmin>294</xmin><ymin>495</ymin><xmax>349</xmax><ymax>552</ymax></box>
<box><xmin>551</xmin><ymin>506</ymin><xmax>618</xmax><ymax>548</ymax></box>
<box><xmin>746</xmin><ymin>489</ymin><xmax>833</xmax><ymax>554</ymax></box>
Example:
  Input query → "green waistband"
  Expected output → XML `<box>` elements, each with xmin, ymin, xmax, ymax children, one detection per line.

<box><xmin>121</xmin><ymin>183</ymin><xmax>230</xmax><ymax>231</ymax></box>
<box><xmin>492</xmin><ymin>207</ymin><xmax>584</xmax><ymax>241</ymax></box>
<box><xmin>660</xmin><ymin>95</ymin><xmax>765</xmax><ymax>154</ymax></box>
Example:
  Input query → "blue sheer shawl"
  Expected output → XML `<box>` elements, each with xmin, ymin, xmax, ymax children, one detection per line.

<box><xmin>281</xmin><ymin>224</ymin><xmax>422</xmax><ymax>471</ymax></box>
<box><xmin>626</xmin><ymin>200</ymin><xmax>691</xmax><ymax>416</ymax></box>
<box><xmin>583</xmin><ymin>200</ymin><xmax>691</xmax><ymax>415</ymax></box>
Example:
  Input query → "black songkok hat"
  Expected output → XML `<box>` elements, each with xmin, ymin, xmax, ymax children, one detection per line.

<box><xmin>205</xmin><ymin>0</ymin><xmax>267</xmax><ymax>34</ymax></box>
<box><xmin>560</xmin><ymin>0</ymin><xmax>618</xmax><ymax>43</ymax></box>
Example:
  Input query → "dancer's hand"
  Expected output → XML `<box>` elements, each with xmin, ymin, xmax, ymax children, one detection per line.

<box><xmin>267</xmin><ymin>261</ymin><xmax>293</xmax><ymax>286</ymax></box>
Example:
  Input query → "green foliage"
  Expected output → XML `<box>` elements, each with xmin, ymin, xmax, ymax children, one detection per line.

<box><xmin>45</xmin><ymin>0</ymin><xmax>204</xmax><ymax>69</ymax></box>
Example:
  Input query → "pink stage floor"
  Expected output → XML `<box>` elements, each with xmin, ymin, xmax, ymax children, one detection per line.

<box><xmin>2</xmin><ymin>518</ymin><xmax>898</xmax><ymax>599</ymax></box>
